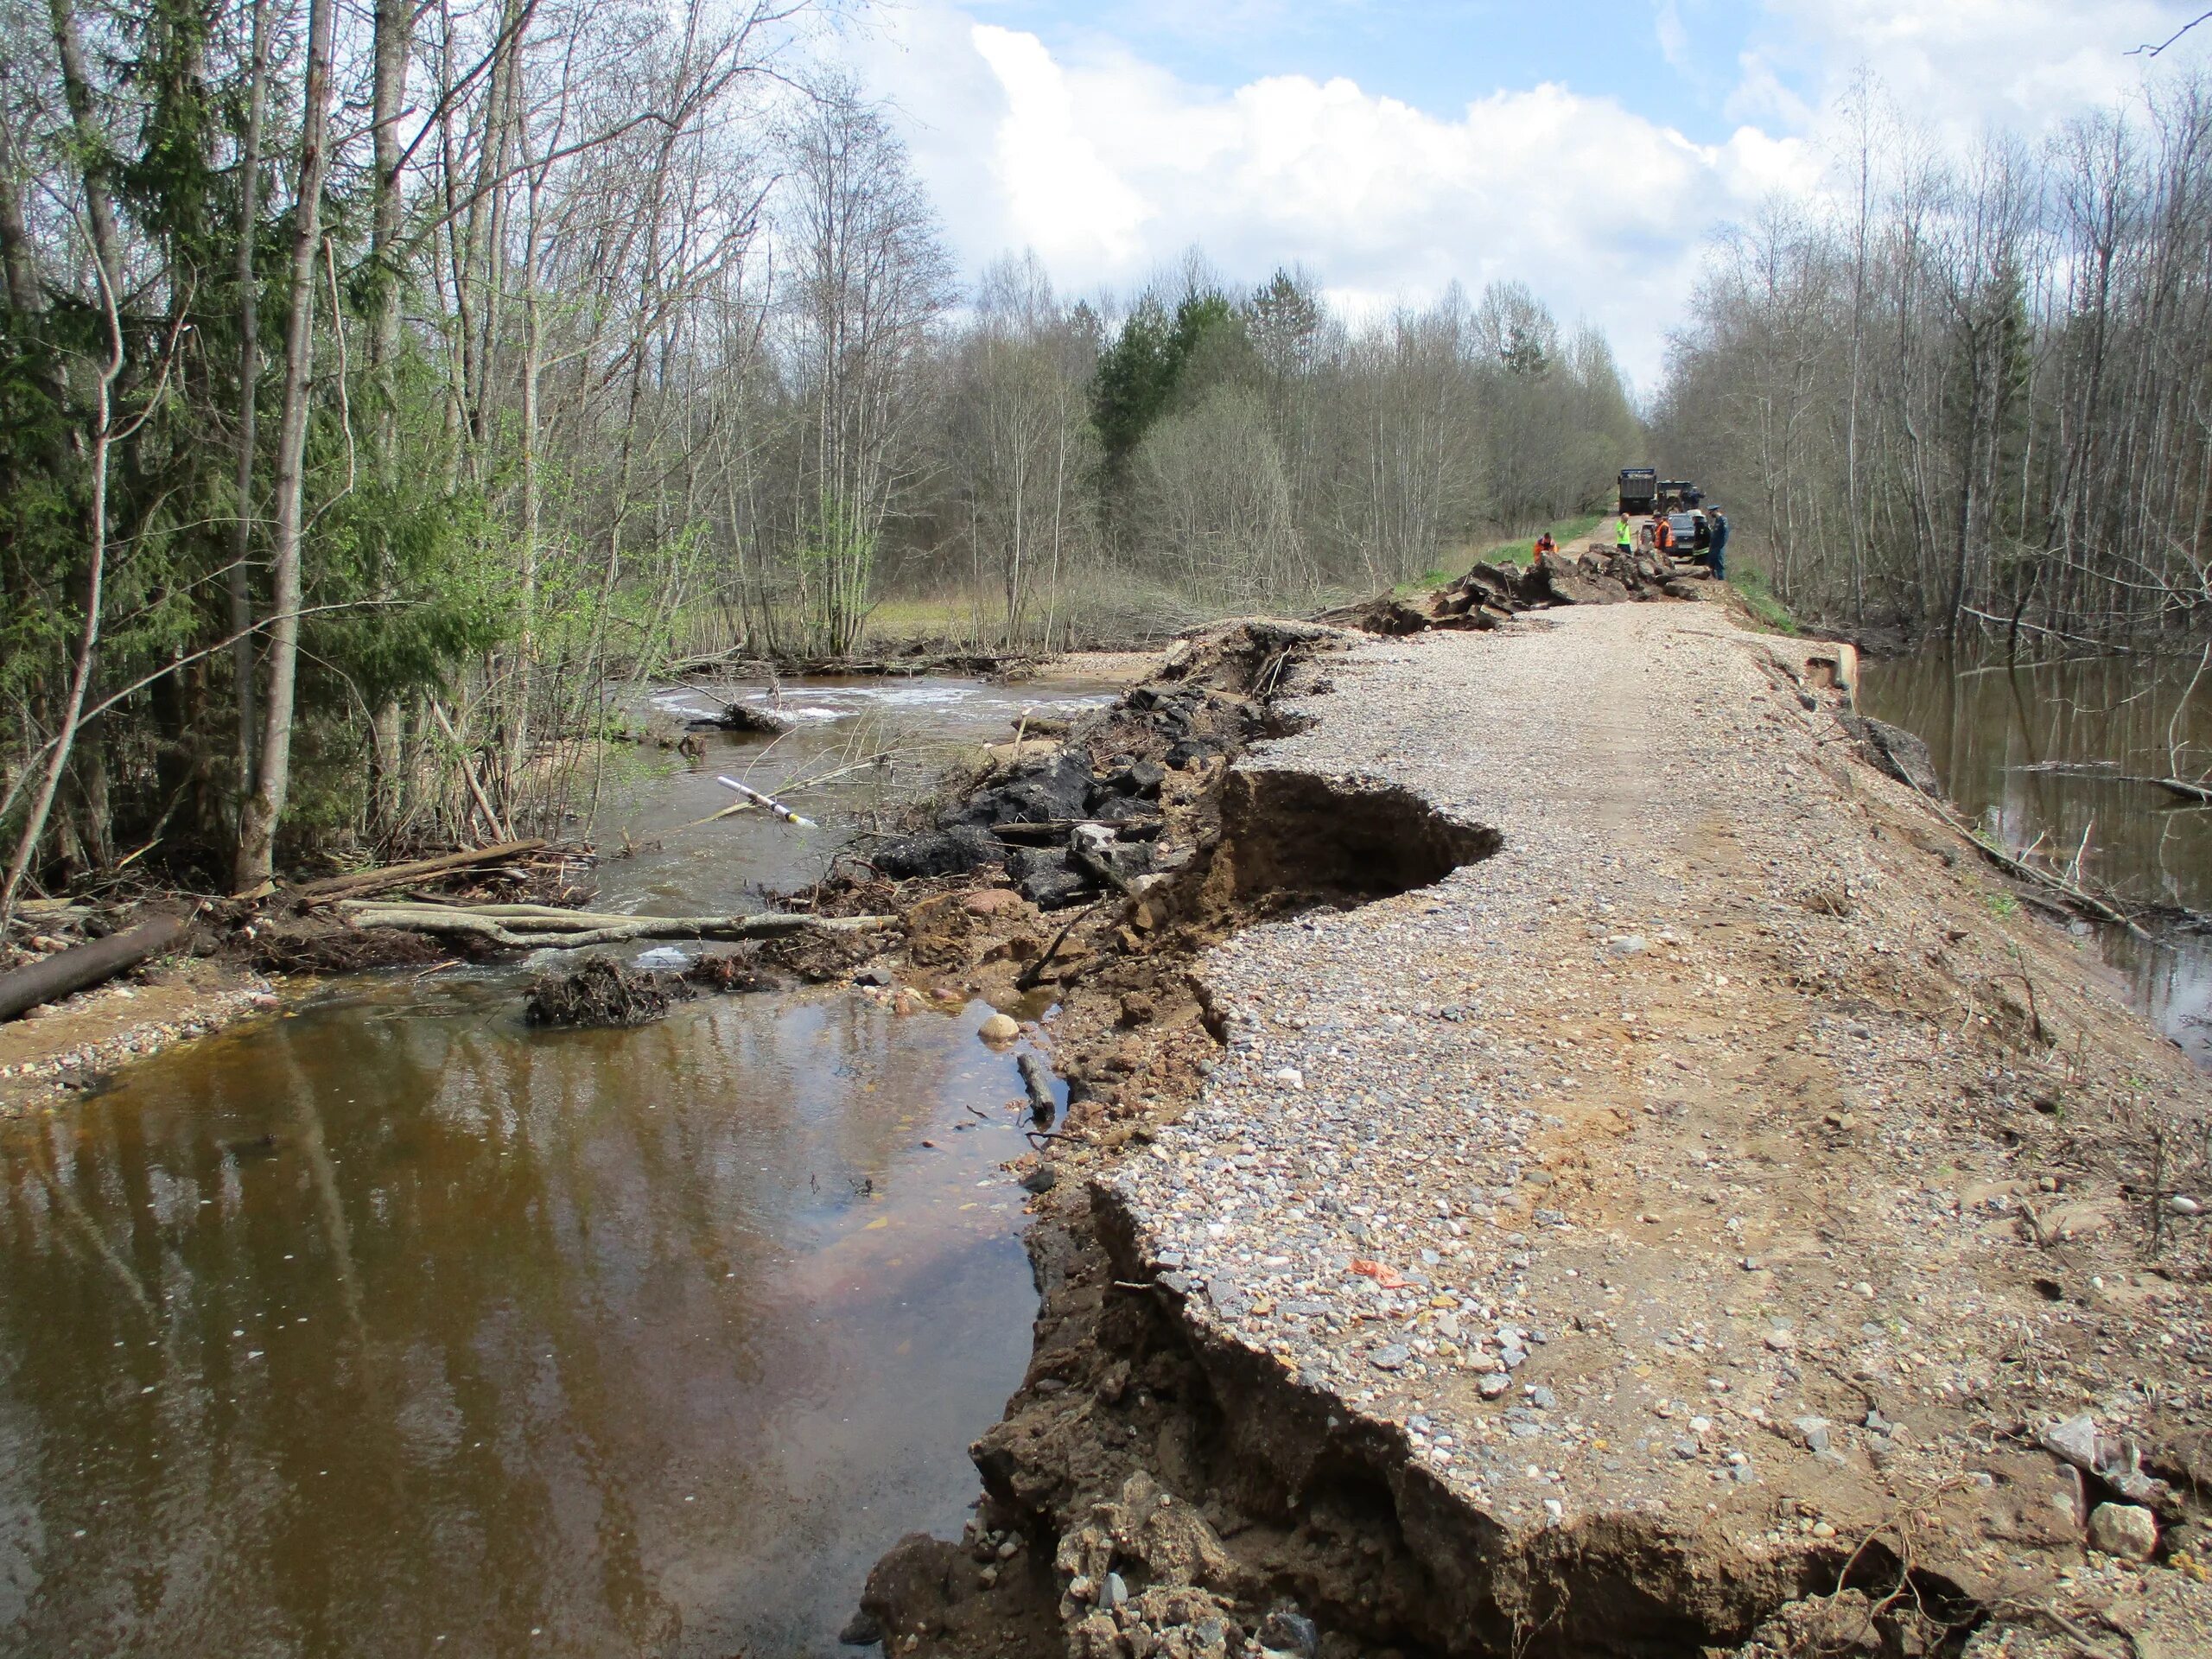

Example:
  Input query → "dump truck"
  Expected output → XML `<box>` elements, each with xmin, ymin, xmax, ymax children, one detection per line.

<box><xmin>1618</xmin><ymin>468</ymin><xmax>1657</xmax><ymax>516</ymax></box>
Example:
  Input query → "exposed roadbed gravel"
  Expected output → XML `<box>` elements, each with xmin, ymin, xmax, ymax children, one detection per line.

<box><xmin>876</xmin><ymin>602</ymin><xmax>2212</xmax><ymax>1656</ymax></box>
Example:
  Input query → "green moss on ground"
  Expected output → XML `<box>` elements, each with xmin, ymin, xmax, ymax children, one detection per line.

<box><xmin>1729</xmin><ymin>569</ymin><xmax>1799</xmax><ymax>635</ymax></box>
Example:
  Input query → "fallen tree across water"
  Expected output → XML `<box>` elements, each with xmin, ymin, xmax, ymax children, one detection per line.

<box><xmin>336</xmin><ymin>902</ymin><xmax>893</xmax><ymax>952</ymax></box>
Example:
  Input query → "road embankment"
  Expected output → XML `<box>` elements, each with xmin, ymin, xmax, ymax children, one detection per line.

<box><xmin>861</xmin><ymin>602</ymin><xmax>2212</xmax><ymax>1659</ymax></box>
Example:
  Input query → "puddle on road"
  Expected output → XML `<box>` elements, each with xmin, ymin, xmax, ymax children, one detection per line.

<box><xmin>0</xmin><ymin>675</ymin><xmax>1116</xmax><ymax>1657</ymax></box>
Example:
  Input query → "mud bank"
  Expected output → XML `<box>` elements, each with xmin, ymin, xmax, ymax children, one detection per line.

<box><xmin>0</xmin><ymin>954</ymin><xmax>284</xmax><ymax>1116</ymax></box>
<box><xmin>857</xmin><ymin>607</ymin><xmax>2212</xmax><ymax>1658</ymax></box>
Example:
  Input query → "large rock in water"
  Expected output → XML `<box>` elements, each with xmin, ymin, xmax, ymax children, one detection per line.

<box><xmin>1840</xmin><ymin>715</ymin><xmax>1943</xmax><ymax>798</ymax></box>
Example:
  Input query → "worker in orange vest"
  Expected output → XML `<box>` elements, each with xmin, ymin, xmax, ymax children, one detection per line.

<box><xmin>1652</xmin><ymin>515</ymin><xmax>1675</xmax><ymax>557</ymax></box>
<box><xmin>1532</xmin><ymin>531</ymin><xmax>1556</xmax><ymax>566</ymax></box>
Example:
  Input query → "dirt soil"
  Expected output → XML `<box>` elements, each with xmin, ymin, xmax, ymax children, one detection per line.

<box><xmin>845</xmin><ymin>607</ymin><xmax>2212</xmax><ymax>1658</ymax></box>
<box><xmin>0</xmin><ymin>950</ymin><xmax>283</xmax><ymax>1116</ymax></box>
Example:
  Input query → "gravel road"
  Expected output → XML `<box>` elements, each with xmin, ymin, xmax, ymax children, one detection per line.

<box><xmin>1092</xmin><ymin>601</ymin><xmax>2212</xmax><ymax>1647</ymax></box>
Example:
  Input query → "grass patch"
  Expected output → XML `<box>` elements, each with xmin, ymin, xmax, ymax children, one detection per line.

<box><xmin>1730</xmin><ymin>568</ymin><xmax>1799</xmax><ymax>635</ymax></box>
<box><xmin>1484</xmin><ymin>513</ymin><xmax>1605</xmax><ymax>568</ymax></box>
<box><xmin>868</xmin><ymin>594</ymin><xmax>985</xmax><ymax>640</ymax></box>
<box><xmin>1397</xmin><ymin>514</ymin><xmax>1609</xmax><ymax>593</ymax></box>
<box><xmin>1391</xmin><ymin>568</ymin><xmax>1453</xmax><ymax>598</ymax></box>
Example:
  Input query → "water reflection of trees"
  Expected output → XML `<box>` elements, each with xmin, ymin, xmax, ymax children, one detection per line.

<box><xmin>1866</xmin><ymin>649</ymin><xmax>2212</xmax><ymax>909</ymax></box>
<box><xmin>1863</xmin><ymin>648</ymin><xmax>2212</xmax><ymax>1063</ymax></box>
<box><xmin>0</xmin><ymin>982</ymin><xmax>1029</xmax><ymax>1654</ymax></box>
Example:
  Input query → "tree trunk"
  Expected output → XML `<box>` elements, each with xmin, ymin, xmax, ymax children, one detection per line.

<box><xmin>234</xmin><ymin>0</ymin><xmax>338</xmax><ymax>893</ymax></box>
<box><xmin>230</xmin><ymin>0</ymin><xmax>272</xmax><ymax>804</ymax></box>
<box><xmin>0</xmin><ymin>914</ymin><xmax>190</xmax><ymax>1023</ymax></box>
<box><xmin>0</xmin><ymin>297</ymin><xmax>123</xmax><ymax>931</ymax></box>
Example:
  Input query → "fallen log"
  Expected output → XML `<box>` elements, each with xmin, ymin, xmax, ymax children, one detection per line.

<box><xmin>1898</xmin><ymin>787</ymin><xmax>2147</xmax><ymax>936</ymax></box>
<box><xmin>0</xmin><ymin>912</ymin><xmax>190</xmax><ymax>1023</ymax></box>
<box><xmin>338</xmin><ymin>902</ymin><xmax>892</xmax><ymax>951</ymax></box>
<box><xmin>2014</xmin><ymin>761</ymin><xmax>2212</xmax><ymax>801</ymax></box>
<box><xmin>1016</xmin><ymin>1052</ymin><xmax>1058</xmax><ymax>1124</ymax></box>
<box><xmin>292</xmin><ymin>840</ymin><xmax>549</xmax><ymax>903</ymax></box>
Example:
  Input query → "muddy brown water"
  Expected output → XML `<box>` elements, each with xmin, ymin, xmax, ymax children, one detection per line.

<box><xmin>1859</xmin><ymin>645</ymin><xmax>2212</xmax><ymax>1064</ymax></box>
<box><xmin>0</xmin><ymin>676</ymin><xmax>1113</xmax><ymax>1658</ymax></box>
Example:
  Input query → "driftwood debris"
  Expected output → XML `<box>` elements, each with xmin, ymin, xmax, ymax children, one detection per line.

<box><xmin>2145</xmin><ymin>776</ymin><xmax>2212</xmax><ymax>804</ymax></box>
<box><xmin>1015</xmin><ymin>900</ymin><xmax>1103</xmax><ymax>992</ymax></box>
<box><xmin>1017</xmin><ymin>1052</ymin><xmax>1058</xmax><ymax>1123</ymax></box>
<box><xmin>2017</xmin><ymin>762</ymin><xmax>2212</xmax><ymax>805</ymax></box>
<box><xmin>0</xmin><ymin>912</ymin><xmax>190</xmax><ymax>1023</ymax></box>
<box><xmin>715</xmin><ymin>775</ymin><xmax>815</xmax><ymax>828</ymax></box>
<box><xmin>689</xmin><ymin>702</ymin><xmax>792</xmax><ymax>736</ymax></box>
<box><xmin>290</xmin><ymin>840</ymin><xmax>550</xmax><ymax>903</ymax></box>
<box><xmin>337</xmin><ymin>900</ymin><xmax>891</xmax><ymax>952</ymax></box>
<box><xmin>524</xmin><ymin>957</ymin><xmax>678</xmax><ymax>1027</ymax></box>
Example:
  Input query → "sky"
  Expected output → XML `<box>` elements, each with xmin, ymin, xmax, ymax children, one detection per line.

<box><xmin>839</xmin><ymin>1</ymin><xmax>2212</xmax><ymax>387</ymax></box>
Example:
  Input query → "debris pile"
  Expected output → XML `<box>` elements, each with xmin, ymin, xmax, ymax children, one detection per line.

<box><xmin>524</xmin><ymin>957</ymin><xmax>678</xmax><ymax>1027</ymax></box>
<box><xmin>522</xmin><ymin>950</ymin><xmax>789</xmax><ymax>1029</ymax></box>
<box><xmin>1332</xmin><ymin>548</ymin><xmax>1707</xmax><ymax>637</ymax></box>
<box><xmin>867</xmin><ymin>622</ymin><xmax>1354</xmax><ymax>912</ymax></box>
<box><xmin>686</xmin><ymin>702</ymin><xmax>792</xmax><ymax>736</ymax></box>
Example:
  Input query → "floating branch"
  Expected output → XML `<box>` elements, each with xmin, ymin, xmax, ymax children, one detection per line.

<box><xmin>338</xmin><ymin>903</ymin><xmax>890</xmax><ymax>951</ymax></box>
<box><xmin>715</xmin><ymin>774</ymin><xmax>814</xmax><ymax>827</ymax></box>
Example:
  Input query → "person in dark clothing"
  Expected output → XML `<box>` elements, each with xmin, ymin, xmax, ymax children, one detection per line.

<box><xmin>1705</xmin><ymin>508</ymin><xmax>1730</xmax><ymax>581</ymax></box>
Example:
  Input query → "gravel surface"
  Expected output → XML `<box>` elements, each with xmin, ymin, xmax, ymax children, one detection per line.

<box><xmin>0</xmin><ymin>959</ymin><xmax>281</xmax><ymax>1115</ymax></box>
<box><xmin>1100</xmin><ymin>602</ymin><xmax>2212</xmax><ymax>1608</ymax></box>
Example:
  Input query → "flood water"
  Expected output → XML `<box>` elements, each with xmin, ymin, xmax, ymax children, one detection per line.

<box><xmin>1858</xmin><ymin>645</ymin><xmax>2212</xmax><ymax>1064</ymax></box>
<box><xmin>0</xmin><ymin>675</ymin><xmax>1115</xmax><ymax>1658</ymax></box>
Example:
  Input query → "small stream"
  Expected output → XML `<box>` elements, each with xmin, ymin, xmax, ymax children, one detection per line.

<box><xmin>0</xmin><ymin>676</ymin><xmax>1115</xmax><ymax>1658</ymax></box>
<box><xmin>1858</xmin><ymin>645</ymin><xmax>2212</xmax><ymax>1065</ymax></box>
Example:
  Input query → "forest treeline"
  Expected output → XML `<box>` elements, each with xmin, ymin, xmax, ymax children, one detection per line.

<box><xmin>0</xmin><ymin>0</ymin><xmax>1636</xmax><ymax>907</ymax></box>
<box><xmin>1656</xmin><ymin>78</ymin><xmax>2212</xmax><ymax>647</ymax></box>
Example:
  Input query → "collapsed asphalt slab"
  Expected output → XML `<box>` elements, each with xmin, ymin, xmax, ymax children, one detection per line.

<box><xmin>862</xmin><ymin>605</ymin><xmax>2212</xmax><ymax>1659</ymax></box>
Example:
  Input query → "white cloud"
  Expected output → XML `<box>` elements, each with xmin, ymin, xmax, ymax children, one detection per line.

<box><xmin>969</xmin><ymin>25</ymin><xmax>1150</xmax><ymax>268</ymax></box>
<box><xmin>845</xmin><ymin>1</ymin><xmax>2209</xmax><ymax>386</ymax></box>
<box><xmin>852</xmin><ymin>3</ymin><xmax>1818</xmax><ymax>386</ymax></box>
<box><xmin>1656</xmin><ymin>0</ymin><xmax>1694</xmax><ymax>76</ymax></box>
<box><xmin>1756</xmin><ymin>0</ymin><xmax>2200</xmax><ymax>142</ymax></box>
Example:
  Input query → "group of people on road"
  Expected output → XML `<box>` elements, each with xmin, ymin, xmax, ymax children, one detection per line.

<box><xmin>1614</xmin><ymin>506</ymin><xmax>1728</xmax><ymax>582</ymax></box>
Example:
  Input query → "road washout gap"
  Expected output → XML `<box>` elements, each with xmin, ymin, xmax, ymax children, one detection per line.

<box><xmin>846</xmin><ymin>597</ymin><xmax>2212</xmax><ymax>1659</ymax></box>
